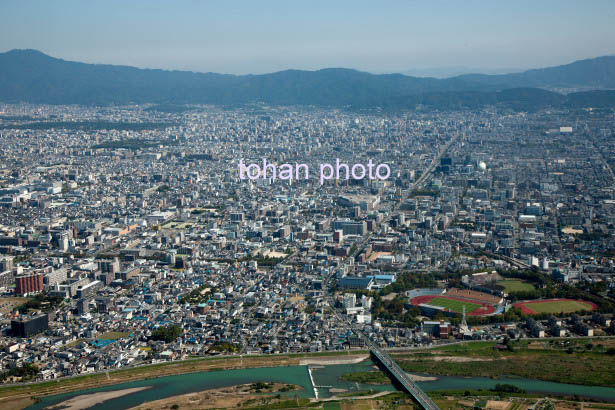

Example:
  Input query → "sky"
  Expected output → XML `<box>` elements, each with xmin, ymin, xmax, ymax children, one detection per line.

<box><xmin>1</xmin><ymin>0</ymin><xmax>614</xmax><ymax>76</ymax></box>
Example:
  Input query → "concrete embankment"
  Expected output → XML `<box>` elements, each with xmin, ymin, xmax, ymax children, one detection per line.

<box><xmin>299</xmin><ymin>354</ymin><xmax>369</xmax><ymax>366</ymax></box>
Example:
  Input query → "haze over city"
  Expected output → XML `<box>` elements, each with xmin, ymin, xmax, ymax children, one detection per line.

<box><xmin>1</xmin><ymin>0</ymin><xmax>615</xmax><ymax>75</ymax></box>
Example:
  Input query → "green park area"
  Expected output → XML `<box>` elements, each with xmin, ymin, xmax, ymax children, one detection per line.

<box><xmin>497</xmin><ymin>279</ymin><xmax>536</xmax><ymax>293</ymax></box>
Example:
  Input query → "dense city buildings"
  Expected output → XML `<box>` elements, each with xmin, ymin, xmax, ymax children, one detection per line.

<box><xmin>0</xmin><ymin>101</ymin><xmax>613</xmax><ymax>386</ymax></box>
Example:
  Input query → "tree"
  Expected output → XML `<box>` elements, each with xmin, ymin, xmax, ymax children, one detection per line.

<box><xmin>0</xmin><ymin>363</ymin><xmax>39</xmax><ymax>382</ymax></box>
<box><xmin>151</xmin><ymin>325</ymin><xmax>183</xmax><ymax>343</ymax></box>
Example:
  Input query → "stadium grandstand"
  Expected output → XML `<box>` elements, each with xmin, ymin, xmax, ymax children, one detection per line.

<box><xmin>447</xmin><ymin>288</ymin><xmax>504</xmax><ymax>305</ymax></box>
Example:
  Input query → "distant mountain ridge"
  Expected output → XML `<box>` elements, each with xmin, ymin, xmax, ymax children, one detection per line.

<box><xmin>454</xmin><ymin>56</ymin><xmax>615</xmax><ymax>89</ymax></box>
<box><xmin>1</xmin><ymin>49</ymin><xmax>615</xmax><ymax>110</ymax></box>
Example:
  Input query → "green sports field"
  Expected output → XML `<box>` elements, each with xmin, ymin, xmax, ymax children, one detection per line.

<box><xmin>428</xmin><ymin>297</ymin><xmax>481</xmax><ymax>313</ymax></box>
<box><xmin>497</xmin><ymin>279</ymin><xmax>536</xmax><ymax>293</ymax></box>
<box><xmin>522</xmin><ymin>300</ymin><xmax>595</xmax><ymax>314</ymax></box>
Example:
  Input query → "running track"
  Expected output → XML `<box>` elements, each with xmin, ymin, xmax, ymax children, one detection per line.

<box><xmin>410</xmin><ymin>294</ymin><xmax>496</xmax><ymax>316</ymax></box>
<box><xmin>512</xmin><ymin>299</ymin><xmax>598</xmax><ymax>315</ymax></box>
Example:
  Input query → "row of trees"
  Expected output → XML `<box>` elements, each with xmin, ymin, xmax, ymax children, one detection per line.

<box><xmin>15</xmin><ymin>292</ymin><xmax>63</xmax><ymax>314</ymax></box>
<box><xmin>0</xmin><ymin>363</ymin><xmax>39</xmax><ymax>382</ymax></box>
<box><xmin>380</xmin><ymin>271</ymin><xmax>439</xmax><ymax>295</ymax></box>
<box><xmin>208</xmin><ymin>342</ymin><xmax>241</xmax><ymax>353</ymax></box>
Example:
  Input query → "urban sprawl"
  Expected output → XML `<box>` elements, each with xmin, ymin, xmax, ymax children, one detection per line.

<box><xmin>0</xmin><ymin>103</ymin><xmax>614</xmax><ymax>384</ymax></box>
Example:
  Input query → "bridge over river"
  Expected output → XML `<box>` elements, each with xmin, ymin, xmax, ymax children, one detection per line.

<box><xmin>321</xmin><ymin>134</ymin><xmax>463</xmax><ymax>409</ymax></box>
<box><xmin>368</xmin><ymin>344</ymin><xmax>440</xmax><ymax>410</ymax></box>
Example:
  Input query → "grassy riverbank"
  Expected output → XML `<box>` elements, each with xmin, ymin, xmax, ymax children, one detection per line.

<box><xmin>397</xmin><ymin>339</ymin><xmax>615</xmax><ymax>387</ymax></box>
<box><xmin>342</xmin><ymin>338</ymin><xmax>615</xmax><ymax>388</ymax></box>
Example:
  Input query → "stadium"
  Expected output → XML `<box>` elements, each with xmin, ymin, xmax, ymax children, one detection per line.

<box><xmin>409</xmin><ymin>288</ymin><xmax>504</xmax><ymax>317</ymax></box>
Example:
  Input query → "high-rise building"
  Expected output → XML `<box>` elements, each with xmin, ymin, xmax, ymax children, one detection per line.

<box><xmin>0</xmin><ymin>270</ymin><xmax>14</xmax><ymax>290</ymax></box>
<box><xmin>332</xmin><ymin>219</ymin><xmax>367</xmax><ymax>236</ymax></box>
<box><xmin>98</xmin><ymin>258</ymin><xmax>120</xmax><ymax>275</ymax></box>
<box><xmin>0</xmin><ymin>256</ymin><xmax>14</xmax><ymax>272</ymax></box>
<box><xmin>16</xmin><ymin>272</ymin><xmax>44</xmax><ymax>295</ymax></box>
<box><xmin>333</xmin><ymin>230</ymin><xmax>344</xmax><ymax>243</ymax></box>
<box><xmin>44</xmin><ymin>267</ymin><xmax>68</xmax><ymax>289</ymax></box>
<box><xmin>343</xmin><ymin>293</ymin><xmax>356</xmax><ymax>309</ymax></box>
<box><xmin>11</xmin><ymin>314</ymin><xmax>48</xmax><ymax>337</ymax></box>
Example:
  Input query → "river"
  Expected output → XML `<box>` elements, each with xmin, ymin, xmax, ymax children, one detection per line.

<box><xmin>26</xmin><ymin>359</ymin><xmax>615</xmax><ymax>410</ymax></box>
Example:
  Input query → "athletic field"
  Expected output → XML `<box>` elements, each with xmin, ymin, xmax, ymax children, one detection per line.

<box><xmin>513</xmin><ymin>299</ymin><xmax>598</xmax><ymax>315</ymax></box>
<box><xmin>497</xmin><ymin>279</ymin><xmax>535</xmax><ymax>293</ymax></box>
<box><xmin>410</xmin><ymin>294</ymin><xmax>498</xmax><ymax>316</ymax></box>
<box><xmin>424</xmin><ymin>297</ymin><xmax>481</xmax><ymax>314</ymax></box>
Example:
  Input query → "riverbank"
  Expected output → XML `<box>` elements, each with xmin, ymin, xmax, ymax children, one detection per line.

<box><xmin>125</xmin><ymin>382</ymin><xmax>301</xmax><ymax>410</ymax></box>
<box><xmin>5</xmin><ymin>338</ymin><xmax>615</xmax><ymax>409</ymax></box>
<box><xmin>48</xmin><ymin>387</ymin><xmax>150</xmax><ymax>410</ymax></box>
<box><xmin>391</xmin><ymin>339</ymin><xmax>615</xmax><ymax>387</ymax></box>
<box><xmin>0</xmin><ymin>350</ymin><xmax>365</xmax><ymax>410</ymax></box>
<box><xmin>15</xmin><ymin>360</ymin><xmax>615</xmax><ymax>410</ymax></box>
<box><xmin>299</xmin><ymin>354</ymin><xmax>368</xmax><ymax>366</ymax></box>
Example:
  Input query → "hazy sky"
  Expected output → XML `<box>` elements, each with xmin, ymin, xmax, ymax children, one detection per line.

<box><xmin>1</xmin><ymin>0</ymin><xmax>614</xmax><ymax>75</ymax></box>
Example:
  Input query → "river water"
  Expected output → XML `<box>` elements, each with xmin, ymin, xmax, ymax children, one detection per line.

<box><xmin>26</xmin><ymin>359</ymin><xmax>615</xmax><ymax>410</ymax></box>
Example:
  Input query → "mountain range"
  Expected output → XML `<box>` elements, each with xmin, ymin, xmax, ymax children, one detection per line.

<box><xmin>1</xmin><ymin>49</ymin><xmax>615</xmax><ymax>111</ymax></box>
